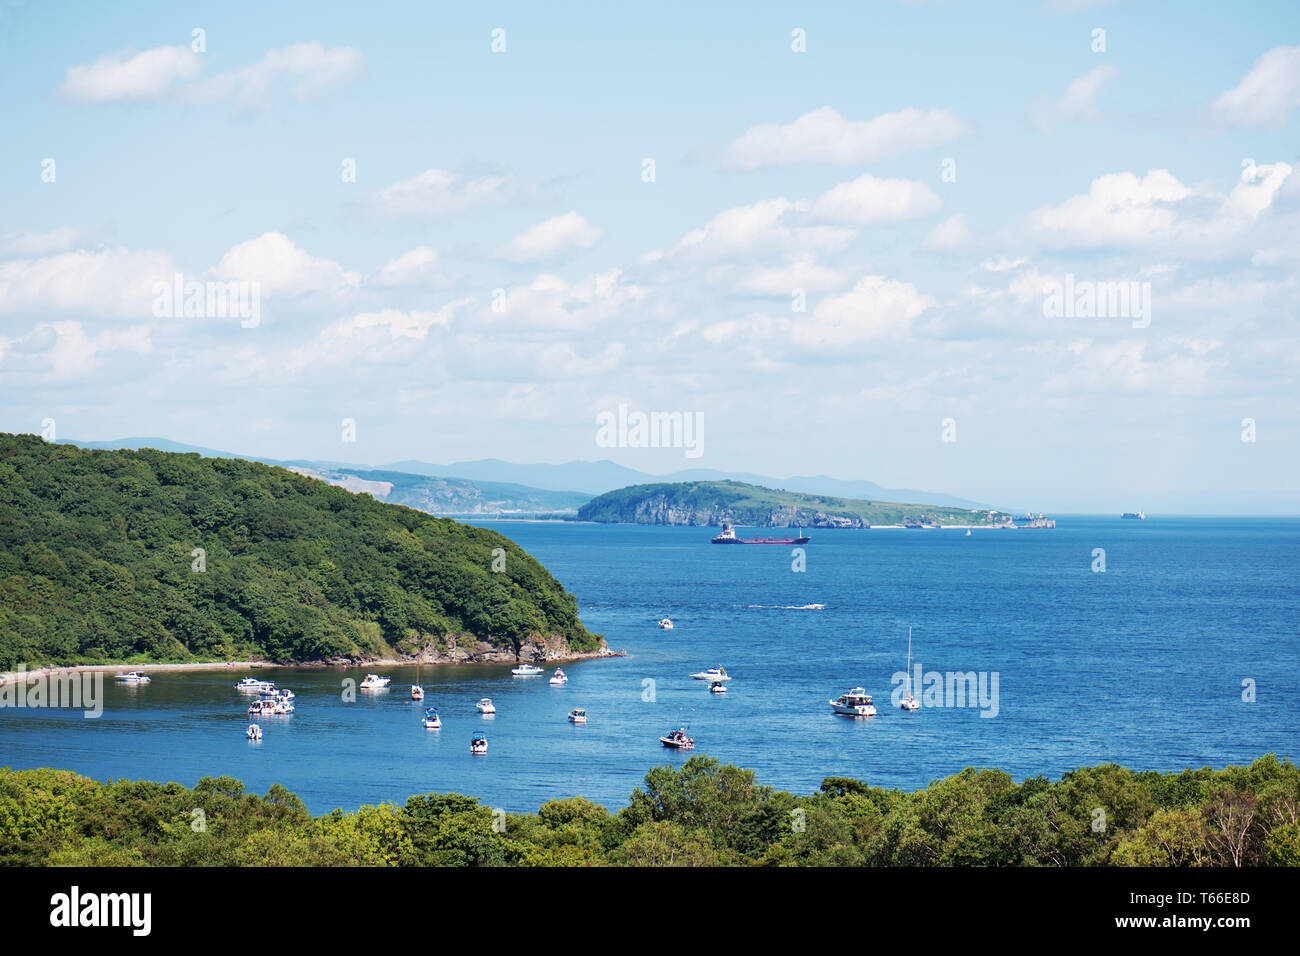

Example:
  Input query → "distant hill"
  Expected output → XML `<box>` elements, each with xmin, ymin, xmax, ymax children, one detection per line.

<box><xmin>287</xmin><ymin>466</ymin><xmax>589</xmax><ymax>515</ymax></box>
<box><xmin>576</xmin><ymin>480</ymin><xmax>1009</xmax><ymax>528</ymax></box>
<box><xmin>1</xmin><ymin>435</ymin><xmax>601</xmax><ymax>667</ymax></box>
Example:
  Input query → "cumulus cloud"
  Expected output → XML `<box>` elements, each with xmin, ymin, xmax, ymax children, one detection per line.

<box><xmin>370</xmin><ymin>246</ymin><xmax>444</xmax><ymax>287</ymax></box>
<box><xmin>791</xmin><ymin>275</ymin><xmax>933</xmax><ymax>348</ymax></box>
<box><xmin>1028</xmin><ymin>65</ymin><xmax>1119</xmax><ymax>132</ymax></box>
<box><xmin>725</xmin><ymin>106</ymin><xmax>973</xmax><ymax>169</ymax></box>
<box><xmin>0</xmin><ymin>248</ymin><xmax>174</xmax><ymax>317</ymax></box>
<box><xmin>0</xmin><ymin>228</ymin><xmax>86</xmax><ymax>257</ymax></box>
<box><xmin>654</xmin><ymin>198</ymin><xmax>855</xmax><ymax>262</ymax></box>
<box><xmin>486</xmin><ymin>269</ymin><xmax>647</xmax><ymax>331</ymax></box>
<box><xmin>60</xmin><ymin>45</ymin><xmax>201</xmax><ymax>103</ymax></box>
<box><xmin>732</xmin><ymin>257</ymin><xmax>850</xmax><ymax>295</ymax></box>
<box><xmin>1213</xmin><ymin>45</ymin><xmax>1300</xmax><ymax>127</ymax></box>
<box><xmin>810</xmin><ymin>173</ymin><xmax>943</xmax><ymax>224</ymax></box>
<box><xmin>374</xmin><ymin>168</ymin><xmax>513</xmax><ymax>219</ymax></box>
<box><xmin>499</xmin><ymin>212</ymin><xmax>603</xmax><ymax>262</ymax></box>
<box><xmin>216</xmin><ymin>232</ymin><xmax>359</xmax><ymax>297</ymax></box>
<box><xmin>922</xmin><ymin>214</ymin><xmax>970</xmax><ymax>251</ymax></box>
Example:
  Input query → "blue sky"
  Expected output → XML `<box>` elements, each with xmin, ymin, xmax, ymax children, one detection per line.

<box><xmin>1</xmin><ymin>0</ymin><xmax>1298</xmax><ymax>512</ymax></box>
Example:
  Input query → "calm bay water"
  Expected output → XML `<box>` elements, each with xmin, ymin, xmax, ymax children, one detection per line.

<box><xmin>2</xmin><ymin>516</ymin><xmax>1297</xmax><ymax>814</ymax></box>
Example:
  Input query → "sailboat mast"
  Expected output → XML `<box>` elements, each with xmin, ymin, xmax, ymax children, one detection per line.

<box><xmin>906</xmin><ymin>626</ymin><xmax>913</xmax><ymax>696</ymax></box>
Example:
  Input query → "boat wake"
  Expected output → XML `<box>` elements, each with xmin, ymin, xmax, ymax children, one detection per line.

<box><xmin>746</xmin><ymin>603</ymin><xmax>826</xmax><ymax>610</ymax></box>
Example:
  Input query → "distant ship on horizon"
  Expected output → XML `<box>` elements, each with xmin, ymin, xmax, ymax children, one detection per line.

<box><xmin>1121</xmin><ymin>511</ymin><xmax>1146</xmax><ymax>519</ymax></box>
<box><xmin>711</xmin><ymin>523</ymin><xmax>810</xmax><ymax>545</ymax></box>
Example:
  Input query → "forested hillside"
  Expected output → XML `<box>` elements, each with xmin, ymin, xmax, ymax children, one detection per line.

<box><xmin>0</xmin><ymin>434</ymin><xmax>601</xmax><ymax>668</ymax></box>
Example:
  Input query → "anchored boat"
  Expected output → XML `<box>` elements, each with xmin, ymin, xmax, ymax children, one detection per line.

<box><xmin>660</xmin><ymin>727</ymin><xmax>694</xmax><ymax>749</ymax></box>
<box><xmin>830</xmin><ymin>687</ymin><xmax>877</xmax><ymax>717</ymax></box>
<box><xmin>711</xmin><ymin>522</ymin><xmax>810</xmax><ymax>545</ymax></box>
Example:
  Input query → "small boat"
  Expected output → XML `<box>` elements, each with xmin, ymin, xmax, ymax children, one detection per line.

<box><xmin>830</xmin><ymin>687</ymin><xmax>877</xmax><ymax>717</ymax></box>
<box><xmin>709</xmin><ymin>680</ymin><xmax>727</xmax><ymax>694</ymax></box>
<box><xmin>691</xmin><ymin>666</ymin><xmax>731</xmax><ymax>681</ymax></box>
<box><xmin>660</xmin><ymin>727</ymin><xmax>694</xmax><ymax>749</ymax></box>
<box><xmin>412</xmin><ymin>652</ymin><xmax>425</xmax><ymax>699</ymax></box>
<box><xmin>567</xmin><ymin>708</ymin><xmax>587</xmax><ymax>724</ymax></box>
<box><xmin>549</xmin><ymin>668</ymin><xmax>568</xmax><ymax>685</ymax></box>
<box><xmin>657</xmin><ymin>618</ymin><xmax>674</xmax><ymax>629</ymax></box>
<box><xmin>422</xmin><ymin>708</ymin><xmax>441</xmax><ymax>729</ymax></box>
<box><xmin>246</xmin><ymin>724</ymin><xmax>262</xmax><ymax>740</ymax></box>
<box><xmin>965</xmin><ymin>529</ymin><xmax>972</xmax><ymax>536</ymax></box>
<box><xmin>512</xmin><ymin>663</ymin><xmax>545</xmax><ymax>677</ymax></box>
<box><xmin>470</xmin><ymin>735</ymin><xmax>488</xmax><ymax>754</ymax></box>
<box><xmin>235</xmin><ymin>677</ymin><xmax>275</xmax><ymax>693</ymax></box>
<box><xmin>277</xmin><ymin>689</ymin><xmax>295</xmax><ymax>701</ymax></box>
<box><xmin>476</xmin><ymin>698</ymin><xmax>496</xmax><ymax>714</ymax></box>
<box><xmin>359</xmin><ymin>674</ymin><xmax>391</xmax><ymax>690</ymax></box>
<box><xmin>900</xmin><ymin>626</ymin><xmax>921</xmax><ymax>711</ymax></box>
<box><xmin>115</xmin><ymin>672</ymin><xmax>151</xmax><ymax>683</ymax></box>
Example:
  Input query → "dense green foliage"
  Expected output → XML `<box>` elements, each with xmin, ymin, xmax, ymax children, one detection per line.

<box><xmin>0</xmin><ymin>434</ymin><xmax>600</xmax><ymax>668</ymax></box>
<box><xmin>3</xmin><ymin>755</ymin><xmax>1296</xmax><ymax>867</ymax></box>
<box><xmin>577</xmin><ymin>480</ymin><xmax>1007</xmax><ymax>528</ymax></box>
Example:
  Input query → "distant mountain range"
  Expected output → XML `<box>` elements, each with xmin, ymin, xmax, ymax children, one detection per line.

<box><xmin>61</xmin><ymin>437</ymin><xmax>991</xmax><ymax>511</ymax></box>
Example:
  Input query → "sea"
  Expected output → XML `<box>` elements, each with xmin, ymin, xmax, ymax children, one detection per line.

<box><xmin>2</xmin><ymin>516</ymin><xmax>1296</xmax><ymax>815</ymax></box>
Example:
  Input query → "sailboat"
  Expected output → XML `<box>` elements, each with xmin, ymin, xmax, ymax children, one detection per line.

<box><xmin>900</xmin><ymin>626</ymin><xmax>920</xmax><ymax>711</ymax></box>
<box><xmin>411</xmin><ymin>651</ymin><xmax>425</xmax><ymax>701</ymax></box>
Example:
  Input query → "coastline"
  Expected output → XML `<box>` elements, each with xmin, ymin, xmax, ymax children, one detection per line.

<box><xmin>0</xmin><ymin>645</ymin><xmax>625</xmax><ymax>688</ymax></box>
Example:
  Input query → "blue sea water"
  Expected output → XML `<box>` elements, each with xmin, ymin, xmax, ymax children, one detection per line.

<box><xmin>1</xmin><ymin>517</ymin><xmax>1296</xmax><ymax>814</ymax></box>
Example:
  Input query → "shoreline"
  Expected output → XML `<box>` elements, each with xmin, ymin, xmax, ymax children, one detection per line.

<box><xmin>0</xmin><ymin>647</ymin><xmax>625</xmax><ymax>688</ymax></box>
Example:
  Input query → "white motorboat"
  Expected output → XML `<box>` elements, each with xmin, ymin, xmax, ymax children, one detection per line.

<box><xmin>277</xmin><ymin>688</ymin><xmax>295</xmax><ymax>701</ymax></box>
<box><xmin>709</xmin><ymin>680</ymin><xmax>727</xmax><ymax>694</ymax></box>
<box><xmin>470</xmin><ymin>735</ymin><xmax>488</xmax><ymax>754</ymax></box>
<box><xmin>691</xmin><ymin>666</ymin><xmax>731</xmax><ymax>681</ymax></box>
<box><xmin>512</xmin><ymin>663</ymin><xmax>545</xmax><ymax>677</ymax></box>
<box><xmin>657</xmin><ymin>618</ymin><xmax>674</xmax><ymax>629</ymax></box>
<box><xmin>900</xmin><ymin>626</ymin><xmax>921</xmax><ymax>711</ymax></box>
<box><xmin>830</xmin><ymin>687</ymin><xmax>877</xmax><ymax>717</ymax></box>
<box><xmin>236</xmin><ymin>677</ymin><xmax>275</xmax><ymax>693</ymax></box>
<box><xmin>567</xmin><ymin>708</ymin><xmax>587</xmax><ymax>724</ymax></box>
<box><xmin>359</xmin><ymin>674</ymin><xmax>391</xmax><ymax>690</ymax></box>
<box><xmin>660</xmin><ymin>728</ymin><xmax>694</xmax><ymax>749</ymax></box>
<box><xmin>476</xmin><ymin>698</ymin><xmax>496</xmax><ymax>714</ymax></box>
<box><xmin>549</xmin><ymin>668</ymin><xmax>568</xmax><ymax>685</ymax></box>
<box><xmin>115</xmin><ymin>671</ymin><xmax>151</xmax><ymax>683</ymax></box>
<box><xmin>246</xmin><ymin>724</ymin><xmax>262</xmax><ymax>740</ymax></box>
<box><xmin>422</xmin><ymin>708</ymin><xmax>441</xmax><ymax>729</ymax></box>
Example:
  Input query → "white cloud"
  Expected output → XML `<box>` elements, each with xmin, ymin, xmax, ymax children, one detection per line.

<box><xmin>733</xmin><ymin>257</ymin><xmax>850</xmax><ymax>295</ymax></box>
<box><xmin>370</xmin><ymin>246</ymin><xmax>444</xmax><ymax>287</ymax></box>
<box><xmin>725</xmin><ymin>106</ymin><xmax>973</xmax><ymax>169</ymax></box>
<box><xmin>1213</xmin><ymin>45</ymin><xmax>1300</xmax><ymax>127</ymax></box>
<box><xmin>188</xmin><ymin>42</ymin><xmax>365</xmax><ymax>110</ymax></box>
<box><xmin>1</xmin><ymin>321</ymin><xmax>152</xmax><ymax>378</ymax></box>
<box><xmin>922</xmin><ymin>214</ymin><xmax>970</xmax><ymax>251</ymax></box>
<box><xmin>60</xmin><ymin>45</ymin><xmax>201</xmax><ymax>103</ymax></box>
<box><xmin>660</xmin><ymin>198</ymin><xmax>855</xmax><ymax>261</ymax></box>
<box><xmin>499</xmin><ymin>212</ymin><xmax>603</xmax><ymax>262</ymax></box>
<box><xmin>811</xmin><ymin>173</ymin><xmax>943</xmax><ymax>224</ymax></box>
<box><xmin>216</xmin><ymin>232</ymin><xmax>359</xmax><ymax>297</ymax></box>
<box><xmin>487</xmin><ymin>269</ymin><xmax>647</xmax><ymax>331</ymax></box>
<box><xmin>374</xmin><ymin>168</ymin><xmax>512</xmax><ymax>219</ymax></box>
<box><xmin>1028</xmin><ymin>65</ymin><xmax>1119</xmax><ymax>132</ymax></box>
<box><xmin>791</xmin><ymin>275</ymin><xmax>933</xmax><ymax>348</ymax></box>
<box><xmin>0</xmin><ymin>227</ymin><xmax>86</xmax><ymax>257</ymax></box>
<box><xmin>0</xmin><ymin>248</ymin><xmax>174</xmax><ymax>317</ymax></box>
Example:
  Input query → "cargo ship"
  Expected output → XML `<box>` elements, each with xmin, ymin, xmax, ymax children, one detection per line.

<box><xmin>710</xmin><ymin>523</ymin><xmax>810</xmax><ymax>545</ymax></box>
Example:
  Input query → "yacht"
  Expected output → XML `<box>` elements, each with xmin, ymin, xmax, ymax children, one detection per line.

<box><xmin>277</xmin><ymin>689</ymin><xmax>295</xmax><ymax>701</ymax></box>
<box><xmin>660</xmin><ymin>728</ymin><xmax>695</xmax><ymax>749</ymax></box>
<box><xmin>411</xmin><ymin>684</ymin><xmax>425</xmax><ymax>701</ymax></box>
<box><xmin>511</xmin><ymin>663</ymin><xmax>545</xmax><ymax>677</ymax></box>
<box><xmin>235</xmin><ymin>677</ymin><xmax>275</xmax><ymax>693</ymax></box>
<box><xmin>359</xmin><ymin>674</ymin><xmax>391</xmax><ymax>690</ymax></box>
<box><xmin>422</xmin><ymin>708</ymin><xmax>441</xmax><ymax>729</ymax></box>
<box><xmin>470</xmin><ymin>735</ymin><xmax>488</xmax><ymax>755</ymax></box>
<box><xmin>476</xmin><ymin>698</ymin><xmax>496</xmax><ymax>714</ymax></box>
<box><xmin>567</xmin><ymin>708</ymin><xmax>587</xmax><ymax>724</ymax></box>
<box><xmin>115</xmin><ymin>672</ymin><xmax>151</xmax><ymax>683</ymax></box>
<box><xmin>900</xmin><ymin>627</ymin><xmax>921</xmax><ymax>711</ymax></box>
<box><xmin>549</xmin><ymin>668</ymin><xmax>568</xmax><ymax>685</ymax></box>
<box><xmin>830</xmin><ymin>687</ymin><xmax>877</xmax><ymax>717</ymax></box>
<box><xmin>691</xmin><ymin>666</ymin><xmax>731</xmax><ymax>681</ymax></box>
<box><xmin>657</xmin><ymin>618</ymin><xmax>674</xmax><ymax>629</ymax></box>
<box><xmin>709</xmin><ymin>680</ymin><xmax>727</xmax><ymax>694</ymax></box>
<box><xmin>246</xmin><ymin>724</ymin><xmax>262</xmax><ymax>740</ymax></box>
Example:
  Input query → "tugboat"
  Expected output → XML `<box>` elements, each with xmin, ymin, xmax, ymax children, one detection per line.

<box><xmin>659</xmin><ymin>727</ymin><xmax>695</xmax><ymax>749</ymax></box>
<box><xmin>470</xmin><ymin>735</ymin><xmax>488</xmax><ymax>755</ymax></box>
<box><xmin>829</xmin><ymin>688</ymin><xmax>877</xmax><ymax>717</ymax></box>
